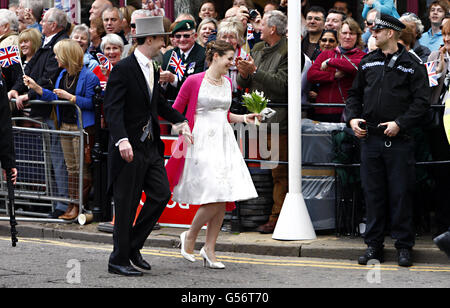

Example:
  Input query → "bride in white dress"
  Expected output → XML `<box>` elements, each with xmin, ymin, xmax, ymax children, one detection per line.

<box><xmin>169</xmin><ymin>40</ymin><xmax>259</xmax><ymax>269</ymax></box>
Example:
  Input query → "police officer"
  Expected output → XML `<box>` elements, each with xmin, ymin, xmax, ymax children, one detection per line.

<box><xmin>345</xmin><ymin>13</ymin><xmax>430</xmax><ymax>267</ymax></box>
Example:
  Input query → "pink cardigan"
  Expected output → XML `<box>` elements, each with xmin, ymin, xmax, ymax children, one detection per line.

<box><xmin>165</xmin><ymin>72</ymin><xmax>232</xmax><ymax>191</ymax></box>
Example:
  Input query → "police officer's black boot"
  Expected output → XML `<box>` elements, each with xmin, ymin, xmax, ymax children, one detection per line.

<box><xmin>358</xmin><ymin>246</ymin><xmax>384</xmax><ymax>265</ymax></box>
<box><xmin>397</xmin><ymin>248</ymin><xmax>413</xmax><ymax>267</ymax></box>
<box><xmin>433</xmin><ymin>230</ymin><xmax>450</xmax><ymax>258</ymax></box>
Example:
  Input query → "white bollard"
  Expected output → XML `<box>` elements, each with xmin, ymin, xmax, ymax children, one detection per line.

<box><xmin>272</xmin><ymin>0</ymin><xmax>316</xmax><ymax>241</ymax></box>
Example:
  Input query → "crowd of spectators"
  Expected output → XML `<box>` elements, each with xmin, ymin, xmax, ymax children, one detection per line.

<box><xmin>3</xmin><ymin>0</ymin><xmax>450</xmax><ymax>238</ymax></box>
<box><xmin>302</xmin><ymin>0</ymin><xmax>450</xmax><ymax>237</ymax></box>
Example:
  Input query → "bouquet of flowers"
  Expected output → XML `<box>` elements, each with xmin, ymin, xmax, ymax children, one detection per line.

<box><xmin>242</xmin><ymin>90</ymin><xmax>270</xmax><ymax>126</ymax></box>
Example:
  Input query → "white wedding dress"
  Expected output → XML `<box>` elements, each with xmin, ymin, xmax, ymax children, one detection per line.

<box><xmin>172</xmin><ymin>77</ymin><xmax>258</xmax><ymax>205</ymax></box>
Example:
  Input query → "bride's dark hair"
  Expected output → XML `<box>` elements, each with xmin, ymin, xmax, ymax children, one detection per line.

<box><xmin>205</xmin><ymin>40</ymin><xmax>234</xmax><ymax>64</ymax></box>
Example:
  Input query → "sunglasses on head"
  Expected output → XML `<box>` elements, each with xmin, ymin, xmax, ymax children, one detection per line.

<box><xmin>174</xmin><ymin>33</ymin><xmax>192</xmax><ymax>39</ymax></box>
<box><xmin>321</xmin><ymin>38</ymin><xmax>336</xmax><ymax>43</ymax></box>
<box><xmin>401</xmin><ymin>12</ymin><xmax>419</xmax><ymax>19</ymax></box>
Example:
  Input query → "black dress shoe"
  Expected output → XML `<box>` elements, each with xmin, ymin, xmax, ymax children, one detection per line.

<box><xmin>358</xmin><ymin>247</ymin><xmax>384</xmax><ymax>265</ymax></box>
<box><xmin>130</xmin><ymin>251</ymin><xmax>151</xmax><ymax>270</ymax></box>
<box><xmin>434</xmin><ymin>231</ymin><xmax>450</xmax><ymax>258</ymax></box>
<box><xmin>108</xmin><ymin>263</ymin><xmax>143</xmax><ymax>276</ymax></box>
<box><xmin>397</xmin><ymin>248</ymin><xmax>413</xmax><ymax>267</ymax></box>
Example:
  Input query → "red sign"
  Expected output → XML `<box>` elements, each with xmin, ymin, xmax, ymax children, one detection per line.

<box><xmin>158</xmin><ymin>194</ymin><xmax>202</xmax><ymax>227</ymax></box>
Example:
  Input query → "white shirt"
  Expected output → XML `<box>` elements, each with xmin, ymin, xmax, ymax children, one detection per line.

<box><xmin>115</xmin><ymin>49</ymin><xmax>155</xmax><ymax>147</ymax></box>
<box><xmin>43</xmin><ymin>33</ymin><xmax>57</xmax><ymax>47</ymax></box>
<box><xmin>134</xmin><ymin>48</ymin><xmax>154</xmax><ymax>94</ymax></box>
<box><xmin>180</xmin><ymin>44</ymin><xmax>194</xmax><ymax>61</ymax></box>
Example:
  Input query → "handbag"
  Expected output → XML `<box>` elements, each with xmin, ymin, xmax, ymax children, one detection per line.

<box><xmin>83</xmin><ymin>127</ymin><xmax>95</xmax><ymax>164</ymax></box>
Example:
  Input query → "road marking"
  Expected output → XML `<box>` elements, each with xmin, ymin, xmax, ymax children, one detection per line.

<box><xmin>1</xmin><ymin>236</ymin><xmax>449</xmax><ymax>272</ymax></box>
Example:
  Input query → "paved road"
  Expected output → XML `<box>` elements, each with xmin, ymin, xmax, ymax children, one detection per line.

<box><xmin>0</xmin><ymin>236</ymin><xmax>449</xmax><ymax>290</ymax></box>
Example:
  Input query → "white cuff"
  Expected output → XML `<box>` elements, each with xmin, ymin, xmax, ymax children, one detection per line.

<box><xmin>115</xmin><ymin>138</ymin><xmax>129</xmax><ymax>147</ymax></box>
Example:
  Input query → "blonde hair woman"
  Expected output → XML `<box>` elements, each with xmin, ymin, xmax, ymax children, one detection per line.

<box><xmin>18</xmin><ymin>28</ymin><xmax>42</xmax><ymax>67</ymax></box>
<box><xmin>196</xmin><ymin>17</ymin><xmax>217</xmax><ymax>47</ymax></box>
<box><xmin>23</xmin><ymin>39</ymin><xmax>100</xmax><ymax>220</ymax></box>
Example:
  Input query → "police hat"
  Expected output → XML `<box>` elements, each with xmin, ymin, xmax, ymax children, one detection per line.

<box><xmin>172</xmin><ymin>20</ymin><xmax>195</xmax><ymax>35</ymax></box>
<box><xmin>372</xmin><ymin>13</ymin><xmax>406</xmax><ymax>31</ymax></box>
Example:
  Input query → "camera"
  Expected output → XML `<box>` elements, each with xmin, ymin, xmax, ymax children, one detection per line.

<box><xmin>249</xmin><ymin>9</ymin><xmax>259</xmax><ymax>20</ymax></box>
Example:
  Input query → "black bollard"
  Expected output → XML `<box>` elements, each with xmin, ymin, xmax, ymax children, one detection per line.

<box><xmin>7</xmin><ymin>170</ymin><xmax>18</xmax><ymax>247</ymax></box>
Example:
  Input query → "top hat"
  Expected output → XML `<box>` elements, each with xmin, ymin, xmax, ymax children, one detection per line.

<box><xmin>133</xmin><ymin>16</ymin><xmax>171</xmax><ymax>38</ymax></box>
<box><xmin>372</xmin><ymin>13</ymin><xmax>406</xmax><ymax>32</ymax></box>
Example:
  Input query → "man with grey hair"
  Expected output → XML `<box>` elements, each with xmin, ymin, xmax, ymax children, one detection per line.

<box><xmin>16</xmin><ymin>0</ymin><xmax>43</xmax><ymax>32</ymax></box>
<box><xmin>0</xmin><ymin>9</ymin><xmax>21</xmax><ymax>92</ymax></box>
<box><xmin>10</xmin><ymin>7</ymin><xmax>69</xmax><ymax>219</ymax></box>
<box><xmin>17</xmin><ymin>0</ymin><xmax>43</xmax><ymax>32</ymax></box>
<box><xmin>102</xmin><ymin>7</ymin><xmax>127</xmax><ymax>45</ymax></box>
<box><xmin>236</xmin><ymin>10</ymin><xmax>288</xmax><ymax>234</ymax></box>
<box><xmin>399</xmin><ymin>13</ymin><xmax>431</xmax><ymax>62</ymax></box>
<box><xmin>89</xmin><ymin>0</ymin><xmax>112</xmax><ymax>22</ymax></box>
<box><xmin>0</xmin><ymin>8</ymin><xmax>19</xmax><ymax>37</ymax></box>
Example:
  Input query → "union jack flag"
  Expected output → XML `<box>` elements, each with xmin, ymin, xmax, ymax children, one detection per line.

<box><xmin>168</xmin><ymin>51</ymin><xmax>186</xmax><ymax>81</ymax></box>
<box><xmin>96</xmin><ymin>53</ymin><xmax>112</xmax><ymax>72</ymax></box>
<box><xmin>425</xmin><ymin>60</ymin><xmax>439</xmax><ymax>87</ymax></box>
<box><xmin>0</xmin><ymin>45</ymin><xmax>21</xmax><ymax>68</ymax></box>
<box><xmin>247</xmin><ymin>24</ymin><xmax>254</xmax><ymax>41</ymax></box>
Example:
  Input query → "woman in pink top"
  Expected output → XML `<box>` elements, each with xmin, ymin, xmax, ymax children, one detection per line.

<box><xmin>166</xmin><ymin>40</ymin><xmax>259</xmax><ymax>269</ymax></box>
<box><xmin>307</xmin><ymin>18</ymin><xmax>366</xmax><ymax>122</ymax></box>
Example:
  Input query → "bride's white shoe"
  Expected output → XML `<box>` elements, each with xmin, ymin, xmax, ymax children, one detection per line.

<box><xmin>180</xmin><ymin>231</ymin><xmax>196</xmax><ymax>262</ymax></box>
<box><xmin>200</xmin><ymin>247</ymin><xmax>225</xmax><ymax>269</ymax></box>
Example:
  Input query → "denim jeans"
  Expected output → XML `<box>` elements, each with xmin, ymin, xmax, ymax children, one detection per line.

<box><xmin>45</xmin><ymin>118</ymin><xmax>68</xmax><ymax>212</ymax></box>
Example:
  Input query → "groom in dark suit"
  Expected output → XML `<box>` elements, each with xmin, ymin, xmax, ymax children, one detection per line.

<box><xmin>104</xmin><ymin>16</ymin><xmax>191</xmax><ymax>276</ymax></box>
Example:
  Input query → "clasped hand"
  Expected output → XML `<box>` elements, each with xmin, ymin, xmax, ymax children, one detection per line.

<box><xmin>2</xmin><ymin>168</ymin><xmax>17</xmax><ymax>185</ymax></box>
<box><xmin>172</xmin><ymin>121</ymin><xmax>193</xmax><ymax>144</ymax></box>
<box><xmin>236</xmin><ymin>56</ymin><xmax>256</xmax><ymax>79</ymax></box>
<box><xmin>350</xmin><ymin>119</ymin><xmax>400</xmax><ymax>139</ymax></box>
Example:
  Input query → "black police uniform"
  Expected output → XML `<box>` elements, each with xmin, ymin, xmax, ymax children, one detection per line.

<box><xmin>345</xmin><ymin>43</ymin><xmax>430</xmax><ymax>250</ymax></box>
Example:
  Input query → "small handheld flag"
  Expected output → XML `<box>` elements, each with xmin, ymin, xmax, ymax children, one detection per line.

<box><xmin>425</xmin><ymin>60</ymin><xmax>439</xmax><ymax>87</ymax></box>
<box><xmin>96</xmin><ymin>52</ymin><xmax>112</xmax><ymax>72</ymax></box>
<box><xmin>168</xmin><ymin>51</ymin><xmax>186</xmax><ymax>82</ymax></box>
<box><xmin>0</xmin><ymin>45</ymin><xmax>21</xmax><ymax>68</ymax></box>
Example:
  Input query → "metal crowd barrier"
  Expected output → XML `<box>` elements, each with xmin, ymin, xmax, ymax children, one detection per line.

<box><xmin>2</xmin><ymin>91</ymin><xmax>448</xmax><ymax>234</ymax></box>
<box><xmin>0</xmin><ymin>100</ymin><xmax>85</xmax><ymax>223</ymax></box>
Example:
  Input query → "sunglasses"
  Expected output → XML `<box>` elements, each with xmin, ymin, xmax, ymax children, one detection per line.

<box><xmin>366</xmin><ymin>20</ymin><xmax>374</xmax><ymax>26</ymax></box>
<box><xmin>321</xmin><ymin>38</ymin><xmax>336</xmax><ymax>43</ymax></box>
<box><xmin>130</xmin><ymin>23</ymin><xmax>136</xmax><ymax>28</ymax></box>
<box><xmin>174</xmin><ymin>34</ymin><xmax>193</xmax><ymax>39</ymax></box>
